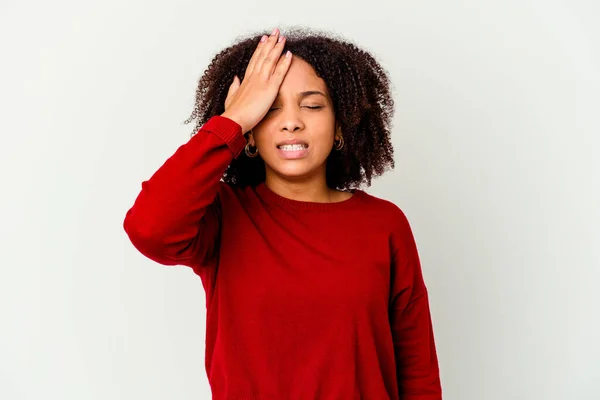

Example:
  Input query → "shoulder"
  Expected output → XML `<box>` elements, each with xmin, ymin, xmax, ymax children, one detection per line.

<box><xmin>216</xmin><ymin>181</ymin><xmax>265</xmax><ymax>210</ymax></box>
<box><xmin>357</xmin><ymin>190</ymin><xmax>411</xmax><ymax>226</ymax></box>
<box><xmin>357</xmin><ymin>190</ymin><xmax>417</xmax><ymax>251</ymax></box>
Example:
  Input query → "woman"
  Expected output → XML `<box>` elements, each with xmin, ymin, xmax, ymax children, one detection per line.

<box><xmin>124</xmin><ymin>27</ymin><xmax>442</xmax><ymax>400</ymax></box>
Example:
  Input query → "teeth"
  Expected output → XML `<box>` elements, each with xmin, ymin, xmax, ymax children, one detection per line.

<box><xmin>279</xmin><ymin>144</ymin><xmax>307</xmax><ymax>151</ymax></box>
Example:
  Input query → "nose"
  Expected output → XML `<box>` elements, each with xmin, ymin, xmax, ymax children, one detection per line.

<box><xmin>279</xmin><ymin>107</ymin><xmax>305</xmax><ymax>133</ymax></box>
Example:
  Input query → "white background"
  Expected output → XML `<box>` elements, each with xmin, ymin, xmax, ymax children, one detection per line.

<box><xmin>1</xmin><ymin>0</ymin><xmax>599</xmax><ymax>399</ymax></box>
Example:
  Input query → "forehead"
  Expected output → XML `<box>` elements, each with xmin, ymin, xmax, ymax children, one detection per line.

<box><xmin>278</xmin><ymin>56</ymin><xmax>329</xmax><ymax>95</ymax></box>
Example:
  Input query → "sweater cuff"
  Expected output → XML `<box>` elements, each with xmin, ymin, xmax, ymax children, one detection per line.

<box><xmin>201</xmin><ymin>115</ymin><xmax>247</xmax><ymax>158</ymax></box>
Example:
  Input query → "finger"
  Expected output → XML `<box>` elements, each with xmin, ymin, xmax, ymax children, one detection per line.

<box><xmin>224</xmin><ymin>75</ymin><xmax>240</xmax><ymax>109</ymax></box>
<box><xmin>253</xmin><ymin>28</ymin><xmax>281</xmax><ymax>76</ymax></box>
<box><xmin>247</xmin><ymin>29</ymin><xmax>279</xmax><ymax>77</ymax></box>
<box><xmin>262</xmin><ymin>35</ymin><xmax>287</xmax><ymax>78</ymax></box>
<box><xmin>263</xmin><ymin>37</ymin><xmax>286</xmax><ymax>79</ymax></box>
<box><xmin>244</xmin><ymin>35</ymin><xmax>268</xmax><ymax>78</ymax></box>
<box><xmin>269</xmin><ymin>50</ymin><xmax>293</xmax><ymax>87</ymax></box>
<box><xmin>228</xmin><ymin>75</ymin><xmax>240</xmax><ymax>95</ymax></box>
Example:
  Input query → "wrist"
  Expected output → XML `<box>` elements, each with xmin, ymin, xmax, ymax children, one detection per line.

<box><xmin>221</xmin><ymin>111</ymin><xmax>248</xmax><ymax>133</ymax></box>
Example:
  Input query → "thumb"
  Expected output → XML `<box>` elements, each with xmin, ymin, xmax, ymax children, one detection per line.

<box><xmin>225</xmin><ymin>75</ymin><xmax>241</xmax><ymax>110</ymax></box>
<box><xmin>229</xmin><ymin>75</ymin><xmax>241</xmax><ymax>94</ymax></box>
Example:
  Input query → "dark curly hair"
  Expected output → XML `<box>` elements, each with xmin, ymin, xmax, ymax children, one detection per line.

<box><xmin>183</xmin><ymin>27</ymin><xmax>395</xmax><ymax>190</ymax></box>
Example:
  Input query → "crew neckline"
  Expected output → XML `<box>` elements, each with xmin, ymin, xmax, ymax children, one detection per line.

<box><xmin>254</xmin><ymin>182</ymin><xmax>365</xmax><ymax>211</ymax></box>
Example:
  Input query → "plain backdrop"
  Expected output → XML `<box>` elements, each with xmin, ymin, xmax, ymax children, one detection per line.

<box><xmin>1</xmin><ymin>0</ymin><xmax>599</xmax><ymax>399</ymax></box>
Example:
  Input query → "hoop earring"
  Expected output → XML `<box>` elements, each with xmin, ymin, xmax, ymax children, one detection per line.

<box><xmin>245</xmin><ymin>142</ymin><xmax>259</xmax><ymax>158</ymax></box>
<box><xmin>334</xmin><ymin>136</ymin><xmax>344</xmax><ymax>151</ymax></box>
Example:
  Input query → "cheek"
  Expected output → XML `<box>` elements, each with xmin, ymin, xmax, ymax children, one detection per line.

<box><xmin>251</xmin><ymin>128</ymin><xmax>273</xmax><ymax>148</ymax></box>
<box><xmin>254</xmin><ymin>136</ymin><xmax>273</xmax><ymax>152</ymax></box>
<box><xmin>312</xmin><ymin>134</ymin><xmax>336</xmax><ymax>155</ymax></box>
<box><xmin>251</xmin><ymin>117</ymin><xmax>278</xmax><ymax>144</ymax></box>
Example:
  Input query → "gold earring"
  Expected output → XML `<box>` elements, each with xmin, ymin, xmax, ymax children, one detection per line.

<box><xmin>334</xmin><ymin>136</ymin><xmax>344</xmax><ymax>151</ymax></box>
<box><xmin>245</xmin><ymin>129</ymin><xmax>259</xmax><ymax>158</ymax></box>
<box><xmin>245</xmin><ymin>142</ymin><xmax>259</xmax><ymax>158</ymax></box>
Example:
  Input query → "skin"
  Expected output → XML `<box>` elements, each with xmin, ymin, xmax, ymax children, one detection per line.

<box><xmin>222</xmin><ymin>28</ymin><xmax>353</xmax><ymax>203</ymax></box>
<box><xmin>250</xmin><ymin>57</ymin><xmax>351</xmax><ymax>203</ymax></box>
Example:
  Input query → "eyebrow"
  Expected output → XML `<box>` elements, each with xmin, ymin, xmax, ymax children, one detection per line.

<box><xmin>298</xmin><ymin>90</ymin><xmax>327</xmax><ymax>99</ymax></box>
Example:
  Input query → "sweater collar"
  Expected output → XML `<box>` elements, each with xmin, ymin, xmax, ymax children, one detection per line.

<box><xmin>254</xmin><ymin>182</ymin><xmax>365</xmax><ymax>212</ymax></box>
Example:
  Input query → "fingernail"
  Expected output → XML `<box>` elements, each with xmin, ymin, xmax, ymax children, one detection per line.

<box><xmin>260</xmin><ymin>35</ymin><xmax>267</xmax><ymax>43</ymax></box>
<box><xmin>286</xmin><ymin>50</ymin><xmax>292</xmax><ymax>58</ymax></box>
<box><xmin>271</xmin><ymin>27</ymin><xmax>278</xmax><ymax>35</ymax></box>
<box><xmin>278</xmin><ymin>36</ymin><xmax>284</xmax><ymax>43</ymax></box>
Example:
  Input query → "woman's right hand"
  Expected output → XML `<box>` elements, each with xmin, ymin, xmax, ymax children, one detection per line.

<box><xmin>221</xmin><ymin>28</ymin><xmax>292</xmax><ymax>134</ymax></box>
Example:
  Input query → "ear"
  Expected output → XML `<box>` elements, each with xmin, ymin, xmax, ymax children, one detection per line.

<box><xmin>334</xmin><ymin>123</ymin><xmax>343</xmax><ymax>140</ymax></box>
<box><xmin>247</xmin><ymin>130</ymin><xmax>256</xmax><ymax>146</ymax></box>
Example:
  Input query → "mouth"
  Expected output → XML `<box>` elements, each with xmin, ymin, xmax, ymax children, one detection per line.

<box><xmin>276</xmin><ymin>142</ymin><xmax>310</xmax><ymax>159</ymax></box>
<box><xmin>277</xmin><ymin>143</ymin><xmax>309</xmax><ymax>151</ymax></box>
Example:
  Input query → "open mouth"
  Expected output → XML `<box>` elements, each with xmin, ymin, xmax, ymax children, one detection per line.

<box><xmin>277</xmin><ymin>144</ymin><xmax>309</xmax><ymax>151</ymax></box>
<box><xmin>276</xmin><ymin>141</ymin><xmax>310</xmax><ymax>159</ymax></box>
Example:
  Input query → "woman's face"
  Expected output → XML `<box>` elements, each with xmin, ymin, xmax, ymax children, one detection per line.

<box><xmin>250</xmin><ymin>56</ymin><xmax>340</xmax><ymax>182</ymax></box>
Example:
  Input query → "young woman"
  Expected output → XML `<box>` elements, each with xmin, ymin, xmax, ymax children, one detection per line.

<box><xmin>124</xmin><ymin>27</ymin><xmax>442</xmax><ymax>400</ymax></box>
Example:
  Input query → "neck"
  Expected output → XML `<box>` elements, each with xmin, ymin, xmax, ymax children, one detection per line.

<box><xmin>264</xmin><ymin>169</ymin><xmax>339</xmax><ymax>203</ymax></box>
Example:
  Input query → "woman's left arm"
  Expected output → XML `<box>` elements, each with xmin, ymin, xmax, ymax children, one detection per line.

<box><xmin>390</xmin><ymin>210</ymin><xmax>442</xmax><ymax>400</ymax></box>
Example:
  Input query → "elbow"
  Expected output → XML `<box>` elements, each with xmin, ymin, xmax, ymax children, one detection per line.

<box><xmin>123</xmin><ymin>208</ymin><xmax>151</xmax><ymax>246</ymax></box>
<box><xmin>123</xmin><ymin>208</ymin><xmax>179</xmax><ymax>266</ymax></box>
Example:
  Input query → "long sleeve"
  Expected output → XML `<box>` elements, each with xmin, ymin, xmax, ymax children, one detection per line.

<box><xmin>123</xmin><ymin>115</ymin><xmax>246</xmax><ymax>268</ymax></box>
<box><xmin>389</xmin><ymin>211</ymin><xmax>442</xmax><ymax>399</ymax></box>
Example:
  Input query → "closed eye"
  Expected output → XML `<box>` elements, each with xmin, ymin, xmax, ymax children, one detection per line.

<box><xmin>268</xmin><ymin>106</ymin><xmax>323</xmax><ymax>112</ymax></box>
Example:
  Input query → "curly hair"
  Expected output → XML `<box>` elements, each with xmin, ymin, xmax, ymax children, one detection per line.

<box><xmin>183</xmin><ymin>27</ymin><xmax>395</xmax><ymax>190</ymax></box>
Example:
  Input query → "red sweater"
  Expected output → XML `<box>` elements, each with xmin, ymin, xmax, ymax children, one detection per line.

<box><xmin>123</xmin><ymin>115</ymin><xmax>442</xmax><ymax>399</ymax></box>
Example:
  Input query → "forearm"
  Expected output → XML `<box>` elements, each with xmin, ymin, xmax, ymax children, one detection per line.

<box><xmin>123</xmin><ymin>115</ymin><xmax>245</xmax><ymax>265</ymax></box>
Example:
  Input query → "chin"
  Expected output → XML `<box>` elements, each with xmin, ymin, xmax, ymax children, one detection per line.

<box><xmin>267</xmin><ymin>159</ymin><xmax>325</xmax><ymax>181</ymax></box>
<box><xmin>275</xmin><ymin>165</ymin><xmax>315</xmax><ymax>179</ymax></box>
